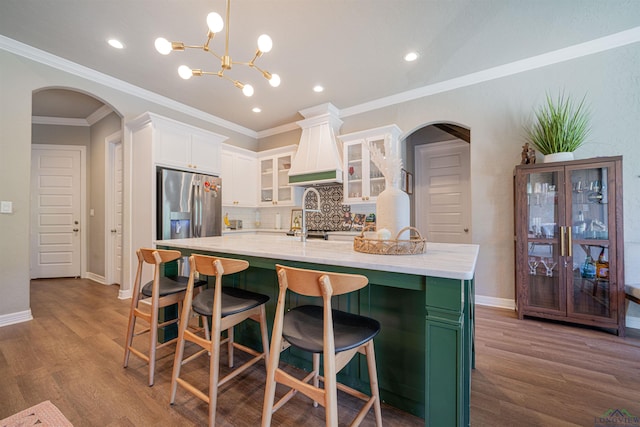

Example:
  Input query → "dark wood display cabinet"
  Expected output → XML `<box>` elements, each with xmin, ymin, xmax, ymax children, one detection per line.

<box><xmin>514</xmin><ymin>156</ymin><xmax>625</xmax><ymax>335</ymax></box>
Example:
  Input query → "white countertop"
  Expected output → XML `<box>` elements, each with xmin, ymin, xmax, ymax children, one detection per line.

<box><xmin>156</xmin><ymin>234</ymin><xmax>479</xmax><ymax>280</ymax></box>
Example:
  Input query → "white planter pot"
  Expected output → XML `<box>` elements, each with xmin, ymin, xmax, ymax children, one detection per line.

<box><xmin>376</xmin><ymin>183</ymin><xmax>410</xmax><ymax>238</ymax></box>
<box><xmin>543</xmin><ymin>152</ymin><xmax>574</xmax><ymax>163</ymax></box>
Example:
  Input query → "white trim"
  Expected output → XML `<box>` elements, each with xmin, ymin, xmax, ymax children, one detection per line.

<box><xmin>105</xmin><ymin>131</ymin><xmax>123</xmax><ymax>287</ymax></box>
<box><xmin>0</xmin><ymin>310</ymin><xmax>33</xmax><ymax>328</ymax></box>
<box><xmin>119</xmin><ymin>288</ymin><xmax>132</xmax><ymax>300</ymax></box>
<box><xmin>85</xmin><ymin>272</ymin><xmax>107</xmax><ymax>285</ymax></box>
<box><xmin>31</xmin><ymin>144</ymin><xmax>87</xmax><ymax>278</ymax></box>
<box><xmin>32</xmin><ymin>116</ymin><xmax>89</xmax><ymax>126</ymax></box>
<box><xmin>475</xmin><ymin>296</ymin><xmax>640</xmax><ymax>331</ymax></box>
<box><xmin>87</xmin><ymin>105</ymin><xmax>114</xmax><ymax>125</ymax></box>
<box><xmin>31</xmin><ymin>105</ymin><xmax>113</xmax><ymax>127</ymax></box>
<box><xmin>340</xmin><ymin>26</ymin><xmax>640</xmax><ymax>120</ymax></box>
<box><xmin>626</xmin><ymin>315</ymin><xmax>640</xmax><ymax>330</ymax></box>
<box><xmin>2</xmin><ymin>26</ymin><xmax>638</xmax><ymax>137</ymax></box>
<box><xmin>476</xmin><ymin>295</ymin><xmax>516</xmax><ymax>310</ymax></box>
<box><xmin>0</xmin><ymin>35</ymin><xmax>256</xmax><ymax>138</ymax></box>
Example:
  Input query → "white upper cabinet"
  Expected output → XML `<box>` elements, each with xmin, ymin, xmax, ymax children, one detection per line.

<box><xmin>258</xmin><ymin>145</ymin><xmax>302</xmax><ymax>207</ymax></box>
<box><xmin>339</xmin><ymin>125</ymin><xmax>402</xmax><ymax>204</ymax></box>
<box><xmin>152</xmin><ymin>115</ymin><xmax>225</xmax><ymax>175</ymax></box>
<box><xmin>221</xmin><ymin>144</ymin><xmax>257</xmax><ymax>207</ymax></box>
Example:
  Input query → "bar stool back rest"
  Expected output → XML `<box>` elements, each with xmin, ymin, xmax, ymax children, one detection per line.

<box><xmin>123</xmin><ymin>248</ymin><xmax>192</xmax><ymax>386</ymax></box>
<box><xmin>170</xmin><ymin>254</ymin><xmax>270</xmax><ymax>427</ymax></box>
<box><xmin>262</xmin><ymin>264</ymin><xmax>382</xmax><ymax>427</ymax></box>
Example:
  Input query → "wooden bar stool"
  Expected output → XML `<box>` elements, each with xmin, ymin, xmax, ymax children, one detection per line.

<box><xmin>170</xmin><ymin>254</ymin><xmax>270</xmax><ymax>427</ymax></box>
<box><xmin>262</xmin><ymin>264</ymin><xmax>382</xmax><ymax>427</ymax></box>
<box><xmin>123</xmin><ymin>248</ymin><xmax>205</xmax><ymax>386</ymax></box>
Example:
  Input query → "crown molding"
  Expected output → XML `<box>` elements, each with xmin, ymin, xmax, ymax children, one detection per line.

<box><xmin>0</xmin><ymin>35</ymin><xmax>257</xmax><ymax>138</ymax></box>
<box><xmin>87</xmin><ymin>104</ymin><xmax>114</xmax><ymax>125</ymax></box>
<box><xmin>32</xmin><ymin>116</ymin><xmax>89</xmax><ymax>126</ymax></box>
<box><xmin>340</xmin><ymin>26</ymin><xmax>640</xmax><ymax>120</ymax></box>
<box><xmin>4</xmin><ymin>26</ymin><xmax>640</xmax><ymax>139</ymax></box>
<box><xmin>256</xmin><ymin>121</ymin><xmax>299</xmax><ymax>139</ymax></box>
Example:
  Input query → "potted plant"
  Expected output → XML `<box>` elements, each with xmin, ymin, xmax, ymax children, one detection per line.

<box><xmin>525</xmin><ymin>91</ymin><xmax>591</xmax><ymax>163</ymax></box>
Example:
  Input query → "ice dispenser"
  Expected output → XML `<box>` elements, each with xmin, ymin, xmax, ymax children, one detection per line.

<box><xmin>170</xmin><ymin>212</ymin><xmax>191</xmax><ymax>239</ymax></box>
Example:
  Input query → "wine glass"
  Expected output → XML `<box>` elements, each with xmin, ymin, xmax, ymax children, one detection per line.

<box><xmin>541</xmin><ymin>257</ymin><xmax>557</xmax><ymax>277</ymax></box>
<box><xmin>528</xmin><ymin>256</ymin><xmax>539</xmax><ymax>275</ymax></box>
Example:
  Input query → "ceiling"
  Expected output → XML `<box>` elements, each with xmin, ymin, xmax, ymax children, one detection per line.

<box><xmin>2</xmin><ymin>1</ymin><xmax>638</xmax><ymax>134</ymax></box>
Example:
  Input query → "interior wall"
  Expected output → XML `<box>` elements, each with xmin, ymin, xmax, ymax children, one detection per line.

<box><xmin>338</xmin><ymin>43</ymin><xmax>640</xmax><ymax>308</ymax></box>
<box><xmin>88</xmin><ymin>112</ymin><xmax>121</xmax><ymax>278</ymax></box>
<box><xmin>1</xmin><ymin>38</ymin><xmax>638</xmax><ymax>325</ymax></box>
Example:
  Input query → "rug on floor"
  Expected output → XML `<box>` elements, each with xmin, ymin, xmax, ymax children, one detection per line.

<box><xmin>1</xmin><ymin>400</ymin><xmax>73</xmax><ymax>427</ymax></box>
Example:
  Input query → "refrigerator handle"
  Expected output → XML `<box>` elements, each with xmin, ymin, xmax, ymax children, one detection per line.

<box><xmin>196</xmin><ymin>181</ymin><xmax>202</xmax><ymax>237</ymax></box>
<box><xmin>190</xmin><ymin>182</ymin><xmax>196</xmax><ymax>238</ymax></box>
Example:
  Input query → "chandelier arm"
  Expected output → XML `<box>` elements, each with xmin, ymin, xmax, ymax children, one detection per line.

<box><xmin>206</xmin><ymin>49</ymin><xmax>223</xmax><ymax>62</ymax></box>
<box><xmin>179</xmin><ymin>44</ymin><xmax>209</xmax><ymax>50</ymax></box>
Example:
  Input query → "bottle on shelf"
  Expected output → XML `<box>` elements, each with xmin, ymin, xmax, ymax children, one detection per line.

<box><xmin>573</xmin><ymin>210</ymin><xmax>586</xmax><ymax>238</ymax></box>
<box><xmin>595</xmin><ymin>247</ymin><xmax>609</xmax><ymax>279</ymax></box>
<box><xmin>581</xmin><ymin>254</ymin><xmax>596</xmax><ymax>279</ymax></box>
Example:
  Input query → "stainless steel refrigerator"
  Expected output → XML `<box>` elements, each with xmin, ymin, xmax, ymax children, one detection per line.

<box><xmin>157</xmin><ymin>167</ymin><xmax>222</xmax><ymax>240</ymax></box>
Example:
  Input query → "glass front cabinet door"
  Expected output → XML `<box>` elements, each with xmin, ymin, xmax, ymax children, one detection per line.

<box><xmin>339</xmin><ymin>125</ymin><xmax>401</xmax><ymax>204</ymax></box>
<box><xmin>514</xmin><ymin>156</ymin><xmax>625</xmax><ymax>335</ymax></box>
<box><xmin>258</xmin><ymin>147</ymin><xmax>302</xmax><ymax>207</ymax></box>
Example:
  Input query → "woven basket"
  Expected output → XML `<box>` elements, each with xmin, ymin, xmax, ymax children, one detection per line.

<box><xmin>353</xmin><ymin>226</ymin><xmax>426</xmax><ymax>255</ymax></box>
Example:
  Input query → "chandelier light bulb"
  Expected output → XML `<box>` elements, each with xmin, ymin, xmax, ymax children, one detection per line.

<box><xmin>242</xmin><ymin>84</ymin><xmax>254</xmax><ymax>97</ymax></box>
<box><xmin>269</xmin><ymin>73</ymin><xmax>281</xmax><ymax>87</ymax></box>
<box><xmin>206</xmin><ymin>12</ymin><xmax>224</xmax><ymax>33</ymax></box>
<box><xmin>178</xmin><ymin>65</ymin><xmax>193</xmax><ymax>79</ymax></box>
<box><xmin>155</xmin><ymin>37</ymin><xmax>172</xmax><ymax>55</ymax></box>
<box><xmin>257</xmin><ymin>34</ymin><xmax>273</xmax><ymax>53</ymax></box>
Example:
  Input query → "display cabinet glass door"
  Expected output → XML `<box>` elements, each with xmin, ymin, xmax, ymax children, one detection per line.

<box><xmin>567</xmin><ymin>165</ymin><xmax>613</xmax><ymax>320</ymax></box>
<box><xmin>525</xmin><ymin>170</ymin><xmax>565</xmax><ymax>314</ymax></box>
<box><xmin>368</xmin><ymin>137</ymin><xmax>385</xmax><ymax>198</ymax></box>
<box><xmin>345</xmin><ymin>142</ymin><xmax>364</xmax><ymax>201</ymax></box>
<box><xmin>260</xmin><ymin>158</ymin><xmax>274</xmax><ymax>204</ymax></box>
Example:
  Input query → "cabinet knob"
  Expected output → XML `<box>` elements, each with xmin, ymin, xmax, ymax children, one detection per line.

<box><xmin>73</xmin><ymin>228</ymin><xmax>79</xmax><ymax>232</ymax></box>
<box><xmin>464</xmin><ymin>228</ymin><xmax>469</xmax><ymax>232</ymax></box>
<box><xmin>111</xmin><ymin>229</ymin><xmax>117</xmax><ymax>233</ymax></box>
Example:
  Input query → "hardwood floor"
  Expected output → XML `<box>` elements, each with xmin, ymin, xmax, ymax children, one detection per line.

<box><xmin>1</xmin><ymin>278</ymin><xmax>639</xmax><ymax>426</ymax></box>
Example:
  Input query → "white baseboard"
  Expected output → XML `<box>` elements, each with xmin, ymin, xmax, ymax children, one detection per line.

<box><xmin>474</xmin><ymin>295</ymin><xmax>640</xmax><ymax>331</ymax></box>
<box><xmin>0</xmin><ymin>309</ymin><xmax>33</xmax><ymax>327</ymax></box>
<box><xmin>475</xmin><ymin>295</ymin><xmax>516</xmax><ymax>310</ymax></box>
<box><xmin>119</xmin><ymin>288</ymin><xmax>132</xmax><ymax>300</ymax></box>
<box><xmin>626</xmin><ymin>315</ymin><xmax>640</xmax><ymax>330</ymax></box>
<box><xmin>85</xmin><ymin>272</ymin><xmax>106</xmax><ymax>284</ymax></box>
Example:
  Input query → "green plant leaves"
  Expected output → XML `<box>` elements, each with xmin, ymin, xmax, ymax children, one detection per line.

<box><xmin>525</xmin><ymin>91</ymin><xmax>591</xmax><ymax>155</ymax></box>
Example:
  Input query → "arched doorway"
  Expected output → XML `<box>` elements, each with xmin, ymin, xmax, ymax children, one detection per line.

<box><xmin>31</xmin><ymin>88</ymin><xmax>123</xmax><ymax>285</ymax></box>
<box><xmin>405</xmin><ymin>123</ymin><xmax>471</xmax><ymax>244</ymax></box>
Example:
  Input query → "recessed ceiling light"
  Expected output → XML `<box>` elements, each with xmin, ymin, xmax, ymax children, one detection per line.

<box><xmin>313</xmin><ymin>85</ymin><xmax>324</xmax><ymax>93</ymax></box>
<box><xmin>108</xmin><ymin>39</ymin><xmax>124</xmax><ymax>49</ymax></box>
<box><xmin>404</xmin><ymin>52</ymin><xmax>418</xmax><ymax>62</ymax></box>
<box><xmin>252</xmin><ymin>107</ymin><xmax>262</xmax><ymax>113</ymax></box>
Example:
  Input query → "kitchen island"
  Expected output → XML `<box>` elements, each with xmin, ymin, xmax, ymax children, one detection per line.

<box><xmin>156</xmin><ymin>234</ymin><xmax>479</xmax><ymax>426</ymax></box>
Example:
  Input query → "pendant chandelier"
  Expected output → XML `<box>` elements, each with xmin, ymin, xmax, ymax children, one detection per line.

<box><xmin>154</xmin><ymin>0</ymin><xmax>280</xmax><ymax>97</ymax></box>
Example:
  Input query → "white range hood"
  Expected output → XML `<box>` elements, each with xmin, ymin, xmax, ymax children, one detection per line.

<box><xmin>288</xmin><ymin>103</ymin><xmax>343</xmax><ymax>186</ymax></box>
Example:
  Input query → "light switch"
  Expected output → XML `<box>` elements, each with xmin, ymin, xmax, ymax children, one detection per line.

<box><xmin>0</xmin><ymin>201</ymin><xmax>13</xmax><ymax>214</ymax></box>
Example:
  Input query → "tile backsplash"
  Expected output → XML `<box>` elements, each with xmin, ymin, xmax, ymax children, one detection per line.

<box><xmin>302</xmin><ymin>185</ymin><xmax>352</xmax><ymax>231</ymax></box>
<box><xmin>224</xmin><ymin>184</ymin><xmax>376</xmax><ymax>232</ymax></box>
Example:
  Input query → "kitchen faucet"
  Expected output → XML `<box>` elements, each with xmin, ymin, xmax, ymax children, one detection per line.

<box><xmin>301</xmin><ymin>187</ymin><xmax>321</xmax><ymax>242</ymax></box>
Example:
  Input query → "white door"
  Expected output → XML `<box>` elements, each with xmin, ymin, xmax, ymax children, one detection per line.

<box><xmin>106</xmin><ymin>136</ymin><xmax>123</xmax><ymax>285</ymax></box>
<box><xmin>415</xmin><ymin>140</ymin><xmax>471</xmax><ymax>244</ymax></box>
<box><xmin>30</xmin><ymin>146</ymin><xmax>83</xmax><ymax>278</ymax></box>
